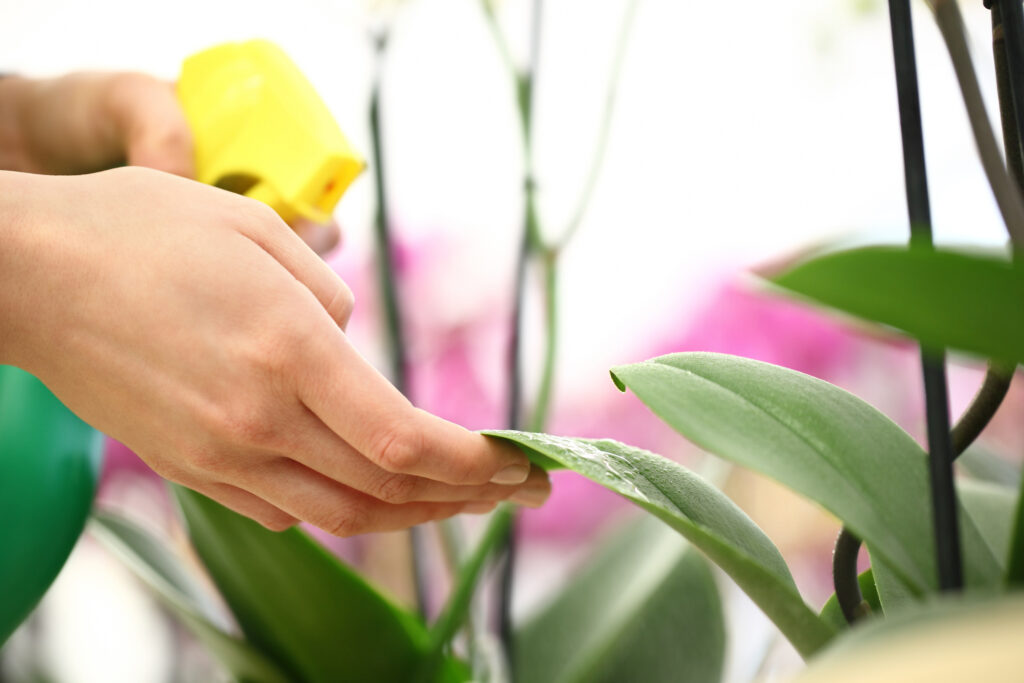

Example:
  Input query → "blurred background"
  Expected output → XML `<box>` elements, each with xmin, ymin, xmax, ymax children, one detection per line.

<box><xmin>2</xmin><ymin>0</ymin><xmax>1022</xmax><ymax>680</ymax></box>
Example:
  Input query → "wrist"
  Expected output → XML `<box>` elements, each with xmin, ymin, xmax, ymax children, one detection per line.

<box><xmin>0</xmin><ymin>171</ymin><xmax>62</xmax><ymax>368</ymax></box>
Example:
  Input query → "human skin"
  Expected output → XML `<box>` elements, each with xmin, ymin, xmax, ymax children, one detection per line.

<box><xmin>0</xmin><ymin>72</ymin><xmax>549</xmax><ymax>534</ymax></box>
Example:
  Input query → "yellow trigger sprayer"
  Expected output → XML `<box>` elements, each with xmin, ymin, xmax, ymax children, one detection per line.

<box><xmin>0</xmin><ymin>40</ymin><xmax>363</xmax><ymax>648</ymax></box>
<box><xmin>177</xmin><ymin>39</ymin><xmax>364</xmax><ymax>224</ymax></box>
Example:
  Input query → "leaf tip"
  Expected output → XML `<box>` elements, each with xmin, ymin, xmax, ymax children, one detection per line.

<box><xmin>609</xmin><ymin>368</ymin><xmax>627</xmax><ymax>392</ymax></box>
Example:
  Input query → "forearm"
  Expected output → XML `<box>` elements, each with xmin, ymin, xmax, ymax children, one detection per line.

<box><xmin>0</xmin><ymin>170</ymin><xmax>41</xmax><ymax>366</ymax></box>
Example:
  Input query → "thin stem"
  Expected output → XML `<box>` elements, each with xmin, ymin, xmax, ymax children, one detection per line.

<box><xmin>480</xmin><ymin>0</ymin><xmax>518</xmax><ymax>87</ymax></box>
<box><xmin>833</xmin><ymin>528</ymin><xmax>870</xmax><ymax>623</ymax></box>
<box><xmin>437</xmin><ymin>518</ymin><xmax>482</xmax><ymax>669</ymax></box>
<box><xmin>499</xmin><ymin>0</ymin><xmax>544</xmax><ymax>669</ymax></box>
<box><xmin>527</xmin><ymin>249</ymin><xmax>559</xmax><ymax>433</ymax></box>
<box><xmin>888</xmin><ymin>0</ymin><xmax>962</xmax><ymax>591</ymax></box>
<box><xmin>416</xmin><ymin>505</ymin><xmax>515</xmax><ymax>683</ymax></box>
<box><xmin>369</xmin><ymin>37</ymin><xmax>410</xmax><ymax>393</ymax></box>
<box><xmin>952</xmin><ymin>362</ymin><xmax>1014</xmax><ymax>455</ymax></box>
<box><xmin>555</xmin><ymin>0</ymin><xmax>641</xmax><ymax>249</ymax></box>
<box><xmin>996</xmin><ymin>0</ymin><xmax>1024</xmax><ymax>163</ymax></box>
<box><xmin>929</xmin><ymin>0</ymin><xmax>1024</xmax><ymax>245</ymax></box>
<box><xmin>506</xmin><ymin>228</ymin><xmax>531</xmax><ymax>432</ymax></box>
<box><xmin>369</xmin><ymin>32</ymin><xmax>429</xmax><ymax>620</ymax></box>
<box><xmin>993</xmin><ymin>2</ymin><xmax>1024</xmax><ymax>195</ymax></box>
<box><xmin>920</xmin><ymin>351</ymin><xmax>962</xmax><ymax>590</ymax></box>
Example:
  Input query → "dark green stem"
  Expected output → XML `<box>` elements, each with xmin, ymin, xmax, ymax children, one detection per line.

<box><xmin>889</xmin><ymin>0</ymin><xmax>962</xmax><ymax>592</ymax></box>
<box><xmin>499</xmin><ymin>0</ymin><xmax>544</xmax><ymax>670</ymax></box>
<box><xmin>369</xmin><ymin>32</ymin><xmax>429</xmax><ymax>620</ymax></box>
<box><xmin>833</xmin><ymin>528</ymin><xmax>870</xmax><ymax>623</ymax></box>
<box><xmin>370</xmin><ymin>38</ymin><xmax>409</xmax><ymax>393</ymax></box>
<box><xmin>995</xmin><ymin>0</ymin><xmax>1024</xmax><ymax>160</ymax></box>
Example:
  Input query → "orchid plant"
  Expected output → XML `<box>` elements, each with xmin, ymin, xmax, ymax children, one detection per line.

<box><xmin>89</xmin><ymin>0</ymin><xmax>1024</xmax><ymax>681</ymax></box>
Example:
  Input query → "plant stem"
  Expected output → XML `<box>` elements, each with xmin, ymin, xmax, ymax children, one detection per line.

<box><xmin>831</xmin><ymin>24</ymin><xmax>1018</xmax><ymax>605</ymax></box>
<box><xmin>994</xmin><ymin>0</ymin><xmax>1024</xmax><ymax>158</ymax></box>
<box><xmin>369</xmin><ymin>32</ymin><xmax>430</xmax><ymax>620</ymax></box>
<box><xmin>416</xmin><ymin>505</ymin><xmax>515</xmax><ymax>683</ymax></box>
<box><xmin>832</xmin><ymin>528</ymin><xmax>870</xmax><ymax>623</ymax></box>
<box><xmin>993</xmin><ymin>1</ymin><xmax>1024</xmax><ymax>192</ymax></box>
<box><xmin>370</xmin><ymin>37</ymin><xmax>410</xmax><ymax>393</ymax></box>
<box><xmin>498</xmin><ymin>0</ymin><xmax>545</xmax><ymax>672</ymax></box>
<box><xmin>929</xmin><ymin>0</ymin><xmax>1024</xmax><ymax>245</ymax></box>
<box><xmin>555</xmin><ymin>0</ymin><xmax>642</xmax><ymax>249</ymax></box>
<box><xmin>888</xmin><ymin>0</ymin><xmax>962</xmax><ymax>591</ymax></box>
<box><xmin>527</xmin><ymin>249</ymin><xmax>559</xmax><ymax>433</ymax></box>
<box><xmin>437</xmin><ymin>518</ymin><xmax>483</xmax><ymax>669</ymax></box>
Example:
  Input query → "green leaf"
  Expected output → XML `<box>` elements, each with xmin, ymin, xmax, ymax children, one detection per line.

<box><xmin>958</xmin><ymin>447</ymin><xmax>1021</xmax><ymax>488</ymax></box>
<box><xmin>869</xmin><ymin>553</ymin><xmax>915</xmax><ymax>616</ymax></box>
<box><xmin>819</xmin><ymin>569</ymin><xmax>882</xmax><ymax>632</ymax></box>
<box><xmin>172</xmin><ymin>486</ymin><xmax>429</xmax><ymax>683</ymax></box>
<box><xmin>515</xmin><ymin>514</ymin><xmax>725</xmax><ymax>683</ymax></box>
<box><xmin>771</xmin><ymin>245</ymin><xmax>1024</xmax><ymax>364</ymax></box>
<box><xmin>610</xmin><ymin>353</ymin><xmax>1000</xmax><ymax>595</ymax></box>
<box><xmin>90</xmin><ymin>510</ymin><xmax>290</xmax><ymax>683</ymax></box>
<box><xmin>483</xmin><ymin>430</ymin><xmax>834</xmax><ymax>658</ymax></box>
<box><xmin>958</xmin><ymin>478</ymin><xmax>1016</xmax><ymax>571</ymax></box>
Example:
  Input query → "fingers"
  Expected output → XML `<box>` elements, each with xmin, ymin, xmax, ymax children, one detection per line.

<box><xmin>108</xmin><ymin>74</ymin><xmax>196</xmax><ymax>178</ymax></box>
<box><xmin>187</xmin><ymin>480</ymin><xmax>298</xmax><ymax>532</ymax></box>
<box><xmin>231</xmin><ymin>457</ymin><xmax>491</xmax><ymax>537</ymax></box>
<box><xmin>295</xmin><ymin>328</ymin><xmax>532</xmax><ymax>487</ymax></box>
<box><xmin>279</xmin><ymin>407</ymin><xmax>550</xmax><ymax>505</ymax></box>
<box><xmin>240</xmin><ymin>206</ymin><xmax>354</xmax><ymax>328</ymax></box>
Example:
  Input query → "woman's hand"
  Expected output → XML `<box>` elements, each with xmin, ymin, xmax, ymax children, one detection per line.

<box><xmin>0</xmin><ymin>166</ymin><xmax>549</xmax><ymax>534</ymax></box>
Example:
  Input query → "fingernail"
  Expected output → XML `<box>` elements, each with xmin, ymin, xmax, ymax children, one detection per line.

<box><xmin>490</xmin><ymin>463</ymin><xmax>530</xmax><ymax>485</ymax></box>
<box><xmin>463</xmin><ymin>501</ymin><xmax>497</xmax><ymax>514</ymax></box>
<box><xmin>509</xmin><ymin>488</ymin><xmax>549</xmax><ymax>508</ymax></box>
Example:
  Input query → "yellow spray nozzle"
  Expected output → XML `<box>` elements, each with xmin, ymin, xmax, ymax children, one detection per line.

<box><xmin>177</xmin><ymin>40</ymin><xmax>364</xmax><ymax>225</ymax></box>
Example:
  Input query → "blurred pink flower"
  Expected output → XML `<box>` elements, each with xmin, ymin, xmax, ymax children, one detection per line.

<box><xmin>653</xmin><ymin>279</ymin><xmax>856</xmax><ymax>378</ymax></box>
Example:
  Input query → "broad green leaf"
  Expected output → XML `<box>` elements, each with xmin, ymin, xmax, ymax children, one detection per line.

<box><xmin>90</xmin><ymin>511</ymin><xmax>290</xmax><ymax>683</ymax></box>
<box><xmin>771</xmin><ymin>246</ymin><xmax>1024</xmax><ymax>364</ymax></box>
<box><xmin>172</xmin><ymin>486</ymin><xmax>429</xmax><ymax>683</ymax></box>
<box><xmin>958</xmin><ymin>478</ymin><xmax>1016</xmax><ymax>571</ymax></box>
<box><xmin>958</xmin><ymin>447</ymin><xmax>1021</xmax><ymax>488</ymax></box>
<box><xmin>869</xmin><ymin>553</ymin><xmax>915</xmax><ymax>616</ymax></box>
<box><xmin>819</xmin><ymin>569</ymin><xmax>882</xmax><ymax>632</ymax></box>
<box><xmin>796</xmin><ymin>595</ymin><xmax>1024</xmax><ymax>683</ymax></box>
<box><xmin>484</xmin><ymin>430</ymin><xmax>834</xmax><ymax>658</ymax></box>
<box><xmin>514</xmin><ymin>514</ymin><xmax>725</xmax><ymax>683</ymax></box>
<box><xmin>610</xmin><ymin>353</ymin><xmax>1000</xmax><ymax>595</ymax></box>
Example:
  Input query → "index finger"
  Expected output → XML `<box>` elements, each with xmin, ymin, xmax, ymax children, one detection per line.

<box><xmin>296</xmin><ymin>324</ymin><xmax>531</xmax><ymax>486</ymax></box>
